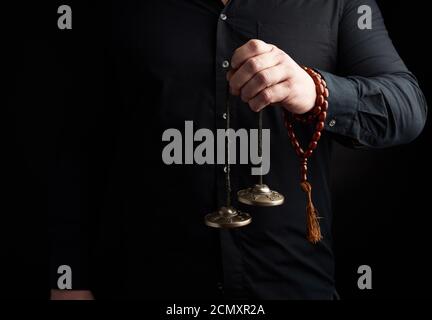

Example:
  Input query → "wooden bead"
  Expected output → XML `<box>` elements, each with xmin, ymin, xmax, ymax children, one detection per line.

<box><xmin>291</xmin><ymin>140</ymin><xmax>300</xmax><ymax>149</ymax></box>
<box><xmin>318</xmin><ymin>111</ymin><xmax>327</xmax><ymax>122</ymax></box>
<box><xmin>321</xmin><ymin>100</ymin><xmax>329</xmax><ymax>112</ymax></box>
<box><xmin>304</xmin><ymin>149</ymin><xmax>314</xmax><ymax>158</ymax></box>
<box><xmin>312</xmin><ymin>106</ymin><xmax>322</xmax><ymax>116</ymax></box>
<box><xmin>312</xmin><ymin>132</ymin><xmax>321</xmax><ymax>141</ymax></box>
<box><xmin>316</xmin><ymin>121</ymin><xmax>325</xmax><ymax>131</ymax></box>
<box><xmin>316</xmin><ymin>95</ymin><xmax>324</xmax><ymax>106</ymax></box>
<box><xmin>296</xmin><ymin>147</ymin><xmax>305</xmax><ymax>157</ymax></box>
<box><xmin>301</xmin><ymin>173</ymin><xmax>308</xmax><ymax>182</ymax></box>
<box><xmin>317</xmin><ymin>84</ymin><xmax>325</xmax><ymax>96</ymax></box>
<box><xmin>309</xmin><ymin>141</ymin><xmax>318</xmax><ymax>150</ymax></box>
<box><xmin>301</xmin><ymin>164</ymin><xmax>308</xmax><ymax>175</ymax></box>
<box><xmin>324</xmin><ymin>88</ymin><xmax>329</xmax><ymax>98</ymax></box>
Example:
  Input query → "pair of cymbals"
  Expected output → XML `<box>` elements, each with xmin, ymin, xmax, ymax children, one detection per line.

<box><xmin>204</xmin><ymin>184</ymin><xmax>284</xmax><ymax>229</ymax></box>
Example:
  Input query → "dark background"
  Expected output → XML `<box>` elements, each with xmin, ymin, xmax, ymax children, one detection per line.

<box><xmin>2</xmin><ymin>1</ymin><xmax>431</xmax><ymax>299</ymax></box>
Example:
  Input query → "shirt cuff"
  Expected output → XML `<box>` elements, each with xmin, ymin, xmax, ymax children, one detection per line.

<box><xmin>315</xmin><ymin>70</ymin><xmax>364</xmax><ymax>147</ymax></box>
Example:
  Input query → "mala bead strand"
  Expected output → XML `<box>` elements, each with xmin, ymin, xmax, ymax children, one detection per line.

<box><xmin>283</xmin><ymin>66</ymin><xmax>329</xmax><ymax>244</ymax></box>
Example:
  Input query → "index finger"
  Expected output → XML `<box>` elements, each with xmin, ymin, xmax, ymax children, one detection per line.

<box><xmin>231</xmin><ymin>39</ymin><xmax>274</xmax><ymax>70</ymax></box>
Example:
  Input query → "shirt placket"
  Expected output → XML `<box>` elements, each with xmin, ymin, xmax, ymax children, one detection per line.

<box><xmin>215</xmin><ymin>8</ymin><xmax>232</xmax><ymax>208</ymax></box>
<box><xmin>214</xmin><ymin>2</ymin><xmax>246</xmax><ymax>298</ymax></box>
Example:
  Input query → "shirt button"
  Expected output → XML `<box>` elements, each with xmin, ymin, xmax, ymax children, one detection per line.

<box><xmin>220</xmin><ymin>13</ymin><xmax>227</xmax><ymax>21</ymax></box>
<box><xmin>222</xmin><ymin>113</ymin><xmax>227</xmax><ymax>120</ymax></box>
<box><xmin>217</xmin><ymin>282</ymin><xmax>224</xmax><ymax>292</ymax></box>
<box><xmin>329</xmin><ymin>119</ymin><xmax>337</xmax><ymax>127</ymax></box>
<box><xmin>222</xmin><ymin>60</ymin><xmax>230</xmax><ymax>69</ymax></box>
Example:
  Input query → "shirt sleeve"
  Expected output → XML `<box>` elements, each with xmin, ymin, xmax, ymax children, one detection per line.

<box><xmin>318</xmin><ymin>0</ymin><xmax>427</xmax><ymax>148</ymax></box>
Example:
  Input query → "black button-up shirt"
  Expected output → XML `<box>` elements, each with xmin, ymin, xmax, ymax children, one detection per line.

<box><xmin>50</xmin><ymin>0</ymin><xmax>427</xmax><ymax>299</ymax></box>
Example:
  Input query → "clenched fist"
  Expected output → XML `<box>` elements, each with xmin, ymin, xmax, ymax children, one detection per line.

<box><xmin>227</xmin><ymin>39</ymin><xmax>317</xmax><ymax>115</ymax></box>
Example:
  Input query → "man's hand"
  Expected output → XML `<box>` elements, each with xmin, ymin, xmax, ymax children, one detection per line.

<box><xmin>227</xmin><ymin>39</ymin><xmax>316</xmax><ymax>114</ymax></box>
<box><xmin>50</xmin><ymin>289</ymin><xmax>94</xmax><ymax>300</ymax></box>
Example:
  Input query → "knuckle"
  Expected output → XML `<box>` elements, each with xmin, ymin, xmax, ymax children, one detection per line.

<box><xmin>241</xmin><ymin>92</ymin><xmax>249</xmax><ymax>103</ymax></box>
<box><xmin>256</xmin><ymin>70</ymin><xmax>270</xmax><ymax>86</ymax></box>
<box><xmin>278</xmin><ymin>51</ymin><xmax>289</xmax><ymax>63</ymax></box>
<box><xmin>248</xmin><ymin>39</ymin><xmax>262</xmax><ymax>52</ymax></box>
<box><xmin>242</xmin><ymin>85</ymin><xmax>255</xmax><ymax>101</ymax></box>
<box><xmin>246</xmin><ymin>57</ymin><xmax>261</xmax><ymax>73</ymax></box>
<box><xmin>240</xmin><ymin>87</ymin><xmax>250</xmax><ymax>101</ymax></box>
<box><xmin>249</xmin><ymin>101</ymin><xmax>258</xmax><ymax>111</ymax></box>
<box><xmin>261</xmin><ymin>89</ymin><xmax>273</xmax><ymax>105</ymax></box>
<box><xmin>231</xmin><ymin>83</ymin><xmax>241</xmax><ymax>91</ymax></box>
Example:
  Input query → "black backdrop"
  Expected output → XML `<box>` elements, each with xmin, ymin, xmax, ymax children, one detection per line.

<box><xmin>3</xmin><ymin>1</ymin><xmax>431</xmax><ymax>299</ymax></box>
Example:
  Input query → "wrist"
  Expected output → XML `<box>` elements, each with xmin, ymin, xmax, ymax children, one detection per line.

<box><xmin>300</xmin><ymin>68</ymin><xmax>318</xmax><ymax>114</ymax></box>
<box><xmin>289</xmin><ymin>66</ymin><xmax>329</xmax><ymax>124</ymax></box>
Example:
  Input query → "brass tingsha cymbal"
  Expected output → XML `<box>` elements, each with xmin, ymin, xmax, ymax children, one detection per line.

<box><xmin>237</xmin><ymin>184</ymin><xmax>285</xmax><ymax>207</ymax></box>
<box><xmin>205</xmin><ymin>206</ymin><xmax>252</xmax><ymax>229</ymax></box>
